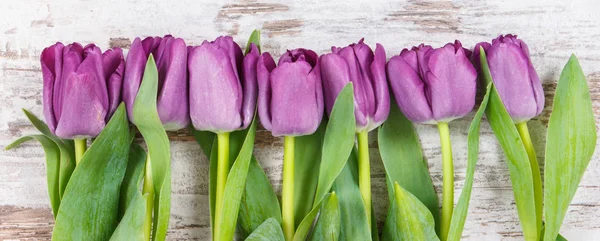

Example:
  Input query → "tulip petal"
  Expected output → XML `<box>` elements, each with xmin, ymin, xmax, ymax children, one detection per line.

<box><xmin>102</xmin><ymin>48</ymin><xmax>124</xmax><ymax>122</ymax></box>
<box><xmin>157</xmin><ymin>37</ymin><xmax>189</xmax><ymax>131</ymax></box>
<box><xmin>189</xmin><ymin>43</ymin><xmax>243</xmax><ymax>132</ymax></box>
<box><xmin>257</xmin><ymin>52</ymin><xmax>276</xmax><ymax>131</ymax></box>
<box><xmin>241</xmin><ymin>43</ymin><xmax>259</xmax><ymax>129</ymax></box>
<box><xmin>338</xmin><ymin>45</ymin><xmax>369</xmax><ymax>128</ymax></box>
<box><xmin>54</xmin><ymin>73</ymin><xmax>107</xmax><ymax>139</ymax></box>
<box><xmin>41</xmin><ymin>42</ymin><xmax>64</xmax><ymax>132</ymax></box>
<box><xmin>369</xmin><ymin>43</ymin><xmax>390</xmax><ymax>130</ymax></box>
<box><xmin>425</xmin><ymin>43</ymin><xmax>477</xmax><ymax>122</ymax></box>
<box><xmin>399</xmin><ymin>48</ymin><xmax>418</xmax><ymax>72</ymax></box>
<box><xmin>123</xmin><ymin>37</ymin><xmax>148</xmax><ymax>122</ymax></box>
<box><xmin>352</xmin><ymin>42</ymin><xmax>377</xmax><ymax>119</ymax></box>
<box><xmin>487</xmin><ymin>42</ymin><xmax>539</xmax><ymax>123</ymax></box>
<box><xmin>320</xmin><ymin>53</ymin><xmax>351</xmax><ymax>117</ymax></box>
<box><xmin>214</xmin><ymin>36</ymin><xmax>244</xmax><ymax>84</ymax></box>
<box><xmin>269</xmin><ymin>61</ymin><xmax>321</xmax><ymax>136</ymax></box>
<box><xmin>387</xmin><ymin>55</ymin><xmax>434</xmax><ymax>123</ymax></box>
<box><xmin>55</xmin><ymin>43</ymin><xmax>84</xmax><ymax>120</ymax></box>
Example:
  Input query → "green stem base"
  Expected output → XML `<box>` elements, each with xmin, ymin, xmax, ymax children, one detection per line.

<box><xmin>142</xmin><ymin>155</ymin><xmax>154</xmax><ymax>241</ymax></box>
<box><xmin>282</xmin><ymin>136</ymin><xmax>295</xmax><ymax>241</ymax></box>
<box><xmin>74</xmin><ymin>138</ymin><xmax>87</xmax><ymax>165</ymax></box>
<box><xmin>516</xmin><ymin>122</ymin><xmax>543</xmax><ymax>238</ymax></box>
<box><xmin>214</xmin><ymin>132</ymin><xmax>230</xmax><ymax>240</ymax></box>
<box><xmin>438</xmin><ymin>122</ymin><xmax>454</xmax><ymax>241</ymax></box>
<box><xmin>357</xmin><ymin>130</ymin><xmax>372</xmax><ymax>227</ymax></box>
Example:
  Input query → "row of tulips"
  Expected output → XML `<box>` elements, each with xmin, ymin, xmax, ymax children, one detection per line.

<box><xmin>7</xmin><ymin>30</ymin><xmax>595</xmax><ymax>241</ymax></box>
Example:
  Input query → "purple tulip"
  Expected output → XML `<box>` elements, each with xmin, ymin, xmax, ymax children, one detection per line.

<box><xmin>473</xmin><ymin>34</ymin><xmax>544</xmax><ymax>123</ymax></box>
<box><xmin>41</xmin><ymin>42</ymin><xmax>124</xmax><ymax>139</ymax></box>
<box><xmin>188</xmin><ymin>36</ymin><xmax>258</xmax><ymax>133</ymax></box>
<box><xmin>387</xmin><ymin>40</ymin><xmax>477</xmax><ymax>124</ymax></box>
<box><xmin>257</xmin><ymin>49</ymin><xmax>323</xmax><ymax>137</ymax></box>
<box><xmin>320</xmin><ymin>39</ymin><xmax>389</xmax><ymax>132</ymax></box>
<box><xmin>123</xmin><ymin>35</ymin><xmax>189</xmax><ymax>131</ymax></box>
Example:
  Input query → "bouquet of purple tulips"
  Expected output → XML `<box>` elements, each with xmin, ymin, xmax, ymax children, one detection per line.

<box><xmin>6</xmin><ymin>30</ymin><xmax>595</xmax><ymax>241</ymax></box>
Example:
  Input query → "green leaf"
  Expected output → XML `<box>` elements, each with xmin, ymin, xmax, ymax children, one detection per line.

<box><xmin>543</xmin><ymin>55</ymin><xmax>597</xmax><ymax>241</ymax></box>
<box><xmin>192</xmin><ymin>129</ymin><xmax>216</xmax><ymax>156</ymax></box>
<box><xmin>294</xmin><ymin>123</ymin><xmax>324</xmax><ymax>227</ymax></box>
<box><xmin>446</xmin><ymin>82</ymin><xmax>492</xmax><ymax>241</ymax></box>
<box><xmin>245</xmin><ymin>218</ymin><xmax>285</xmax><ymax>241</ymax></box>
<box><xmin>313</xmin><ymin>83</ymin><xmax>356</xmax><ymax>207</ymax></box>
<box><xmin>52</xmin><ymin>104</ymin><xmax>131</xmax><ymax>241</ymax></box>
<box><xmin>194</xmin><ymin>129</ymin><xmax>282</xmax><ymax>237</ymax></box>
<box><xmin>479</xmin><ymin>48</ymin><xmax>538</xmax><ymax>240</ymax></box>
<box><xmin>6</xmin><ymin>134</ymin><xmax>60</xmax><ymax>218</ymax></box>
<box><xmin>239</xmin><ymin>157</ymin><xmax>283</xmax><ymax>236</ymax></box>
<box><xmin>331</xmin><ymin>149</ymin><xmax>371</xmax><ymax>240</ymax></box>
<box><xmin>132</xmin><ymin>55</ymin><xmax>172</xmax><ymax>241</ymax></box>
<box><xmin>378</xmin><ymin>99</ymin><xmax>440</xmax><ymax>230</ymax></box>
<box><xmin>245</xmin><ymin>29</ymin><xmax>261</xmax><ymax>54</ymax></box>
<box><xmin>216</xmin><ymin>118</ymin><xmax>258</xmax><ymax>241</ymax></box>
<box><xmin>119</xmin><ymin>143</ymin><xmax>147</xmax><ymax>219</ymax></box>
<box><xmin>110</xmin><ymin>193</ymin><xmax>148</xmax><ymax>241</ymax></box>
<box><xmin>310</xmin><ymin>192</ymin><xmax>341</xmax><ymax>241</ymax></box>
<box><xmin>381</xmin><ymin>182</ymin><xmax>440</xmax><ymax>241</ymax></box>
<box><xmin>206</xmin><ymin>128</ymin><xmax>248</xmax><ymax>230</ymax></box>
<box><xmin>293</xmin><ymin>195</ymin><xmax>326</xmax><ymax>241</ymax></box>
<box><xmin>20</xmin><ymin>109</ymin><xmax>75</xmax><ymax>199</ymax></box>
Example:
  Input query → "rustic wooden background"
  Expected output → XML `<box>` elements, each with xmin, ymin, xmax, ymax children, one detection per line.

<box><xmin>1</xmin><ymin>0</ymin><xmax>599</xmax><ymax>240</ymax></box>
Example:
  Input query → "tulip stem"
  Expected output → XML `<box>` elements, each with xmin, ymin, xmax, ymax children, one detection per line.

<box><xmin>516</xmin><ymin>122</ymin><xmax>542</xmax><ymax>237</ymax></box>
<box><xmin>214</xmin><ymin>132</ymin><xmax>230</xmax><ymax>240</ymax></box>
<box><xmin>438</xmin><ymin>122</ymin><xmax>454</xmax><ymax>241</ymax></box>
<box><xmin>357</xmin><ymin>130</ymin><xmax>372</xmax><ymax>227</ymax></box>
<box><xmin>142</xmin><ymin>155</ymin><xmax>154</xmax><ymax>241</ymax></box>
<box><xmin>282</xmin><ymin>136</ymin><xmax>295</xmax><ymax>241</ymax></box>
<box><xmin>74</xmin><ymin>138</ymin><xmax>87</xmax><ymax>165</ymax></box>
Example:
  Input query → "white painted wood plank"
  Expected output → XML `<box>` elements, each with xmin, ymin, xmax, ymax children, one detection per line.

<box><xmin>1</xmin><ymin>0</ymin><xmax>600</xmax><ymax>240</ymax></box>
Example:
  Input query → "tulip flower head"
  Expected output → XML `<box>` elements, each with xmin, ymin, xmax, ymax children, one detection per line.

<box><xmin>387</xmin><ymin>40</ymin><xmax>477</xmax><ymax>124</ymax></box>
<box><xmin>320</xmin><ymin>39</ymin><xmax>389</xmax><ymax>132</ymax></box>
<box><xmin>257</xmin><ymin>48</ymin><xmax>324</xmax><ymax>137</ymax></box>
<box><xmin>41</xmin><ymin>42</ymin><xmax>124</xmax><ymax>139</ymax></box>
<box><xmin>188</xmin><ymin>36</ymin><xmax>258</xmax><ymax>133</ymax></box>
<box><xmin>123</xmin><ymin>35</ymin><xmax>189</xmax><ymax>131</ymax></box>
<box><xmin>473</xmin><ymin>34</ymin><xmax>544</xmax><ymax>123</ymax></box>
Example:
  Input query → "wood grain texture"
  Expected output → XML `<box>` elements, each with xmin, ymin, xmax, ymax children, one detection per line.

<box><xmin>1</xmin><ymin>0</ymin><xmax>600</xmax><ymax>240</ymax></box>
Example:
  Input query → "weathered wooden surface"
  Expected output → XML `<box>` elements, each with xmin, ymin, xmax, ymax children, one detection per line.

<box><xmin>1</xmin><ymin>0</ymin><xmax>600</xmax><ymax>240</ymax></box>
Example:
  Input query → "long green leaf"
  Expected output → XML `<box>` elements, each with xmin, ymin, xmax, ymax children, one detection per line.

<box><xmin>446</xmin><ymin>82</ymin><xmax>492</xmax><ymax>241</ymax></box>
<box><xmin>310</xmin><ymin>192</ymin><xmax>340</xmax><ymax>241</ymax></box>
<box><xmin>239</xmin><ymin>157</ymin><xmax>283</xmax><ymax>236</ymax></box>
<box><xmin>245</xmin><ymin>218</ymin><xmax>285</xmax><ymax>241</ymax></box>
<box><xmin>294</xmin><ymin>123</ymin><xmax>324</xmax><ymax>227</ymax></box>
<box><xmin>6</xmin><ymin>134</ymin><xmax>60</xmax><ymax>218</ymax></box>
<box><xmin>293</xmin><ymin>194</ymin><xmax>328</xmax><ymax>241</ymax></box>
<box><xmin>543</xmin><ymin>55</ymin><xmax>596</xmax><ymax>240</ymax></box>
<box><xmin>479</xmin><ymin>48</ymin><xmax>538</xmax><ymax>240</ymax></box>
<box><xmin>313</xmin><ymin>83</ymin><xmax>356</xmax><ymax>207</ymax></box>
<box><xmin>331</xmin><ymin>149</ymin><xmax>371</xmax><ymax>240</ymax></box>
<box><xmin>216</xmin><ymin>118</ymin><xmax>258</xmax><ymax>241</ymax></box>
<box><xmin>110</xmin><ymin>193</ymin><xmax>148</xmax><ymax>241</ymax></box>
<box><xmin>132</xmin><ymin>55</ymin><xmax>171</xmax><ymax>241</ymax></box>
<box><xmin>21</xmin><ymin>109</ymin><xmax>75</xmax><ymax>199</ymax></box>
<box><xmin>205</xmin><ymin>127</ymin><xmax>248</xmax><ymax>230</ymax></box>
<box><xmin>378</xmin><ymin>100</ymin><xmax>440</xmax><ymax>230</ymax></box>
<box><xmin>52</xmin><ymin>104</ymin><xmax>131</xmax><ymax>241</ymax></box>
<box><xmin>382</xmin><ymin>182</ymin><xmax>440</xmax><ymax>241</ymax></box>
<box><xmin>194</xmin><ymin>129</ymin><xmax>282</xmax><ymax>237</ymax></box>
<box><xmin>119</xmin><ymin>144</ymin><xmax>147</xmax><ymax>219</ymax></box>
